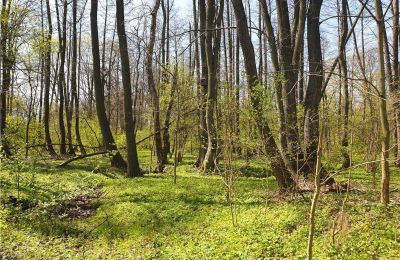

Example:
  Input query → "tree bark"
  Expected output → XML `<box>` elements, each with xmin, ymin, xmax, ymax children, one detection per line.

<box><xmin>145</xmin><ymin>0</ymin><xmax>164</xmax><ymax>172</ymax></box>
<box><xmin>68</xmin><ymin>0</ymin><xmax>80</xmax><ymax>155</ymax></box>
<box><xmin>339</xmin><ymin>0</ymin><xmax>350</xmax><ymax>169</ymax></box>
<box><xmin>44</xmin><ymin>0</ymin><xmax>57</xmax><ymax>156</ymax></box>
<box><xmin>303</xmin><ymin>0</ymin><xmax>335</xmax><ymax>186</ymax></box>
<box><xmin>90</xmin><ymin>0</ymin><xmax>126</xmax><ymax>169</ymax></box>
<box><xmin>116</xmin><ymin>0</ymin><xmax>141</xmax><ymax>177</ymax></box>
<box><xmin>203</xmin><ymin>0</ymin><xmax>224</xmax><ymax>171</ymax></box>
<box><xmin>375</xmin><ymin>0</ymin><xmax>390</xmax><ymax>205</ymax></box>
<box><xmin>391</xmin><ymin>0</ymin><xmax>400</xmax><ymax>167</ymax></box>
<box><xmin>231</xmin><ymin>0</ymin><xmax>295</xmax><ymax>191</ymax></box>
<box><xmin>0</xmin><ymin>0</ymin><xmax>12</xmax><ymax>157</ymax></box>
<box><xmin>195</xmin><ymin>0</ymin><xmax>209</xmax><ymax>167</ymax></box>
<box><xmin>56</xmin><ymin>0</ymin><xmax>67</xmax><ymax>155</ymax></box>
<box><xmin>74</xmin><ymin>6</ymin><xmax>86</xmax><ymax>155</ymax></box>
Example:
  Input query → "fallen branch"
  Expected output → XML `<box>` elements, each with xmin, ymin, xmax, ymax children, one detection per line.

<box><xmin>56</xmin><ymin>151</ymin><xmax>109</xmax><ymax>167</ymax></box>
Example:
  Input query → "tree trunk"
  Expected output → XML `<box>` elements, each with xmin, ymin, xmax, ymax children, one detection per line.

<box><xmin>203</xmin><ymin>0</ymin><xmax>224</xmax><ymax>171</ymax></box>
<box><xmin>162</xmin><ymin>65</ymin><xmax>178</xmax><ymax>163</ymax></box>
<box><xmin>90</xmin><ymin>0</ymin><xmax>126</xmax><ymax>169</ymax></box>
<box><xmin>231</xmin><ymin>0</ymin><xmax>295</xmax><ymax>192</ymax></box>
<box><xmin>195</xmin><ymin>0</ymin><xmax>209</xmax><ymax>167</ymax></box>
<box><xmin>56</xmin><ymin>0</ymin><xmax>67</xmax><ymax>155</ymax></box>
<box><xmin>303</xmin><ymin>0</ymin><xmax>335</xmax><ymax>185</ymax></box>
<box><xmin>391</xmin><ymin>0</ymin><xmax>400</xmax><ymax>167</ymax></box>
<box><xmin>116</xmin><ymin>0</ymin><xmax>141</xmax><ymax>177</ymax></box>
<box><xmin>375</xmin><ymin>0</ymin><xmax>390</xmax><ymax>205</ymax></box>
<box><xmin>44</xmin><ymin>0</ymin><xmax>57</xmax><ymax>156</ymax></box>
<box><xmin>72</xmin><ymin>0</ymin><xmax>85</xmax><ymax>155</ymax></box>
<box><xmin>0</xmin><ymin>0</ymin><xmax>12</xmax><ymax>157</ymax></box>
<box><xmin>145</xmin><ymin>0</ymin><xmax>164</xmax><ymax>172</ymax></box>
<box><xmin>339</xmin><ymin>0</ymin><xmax>350</xmax><ymax>169</ymax></box>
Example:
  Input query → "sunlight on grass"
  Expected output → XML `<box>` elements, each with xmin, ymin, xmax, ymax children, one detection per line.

<box><xmin>1</xmin><ymin>153</ymin><xmax>400</xmax><ymax>259</ymax></box>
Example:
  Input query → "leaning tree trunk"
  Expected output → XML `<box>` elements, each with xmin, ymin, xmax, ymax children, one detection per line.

<box><xmin>116</xmin><ymin>0</ymin><xmax>141</xmax><ymax>177</ymax></box>
<box><xmin>90</xmin><ymin>0</ymin><xmax>126</xmax><ymax>169</ymax></box>
<box><xmin>231</xmin><ymin>0</ymin><xmax>296</xmax><ymax>192</ymax></box>
<box><xmin>145</xmin><ymin>0</ymin><xmax>164</xmax><ymax>173</ymax></box>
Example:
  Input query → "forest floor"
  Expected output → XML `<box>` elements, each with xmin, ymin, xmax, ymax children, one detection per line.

<box><xmin>1</xmin><ymin>151</ymin><xmax>400</xmax><ymax>259</ymax></box>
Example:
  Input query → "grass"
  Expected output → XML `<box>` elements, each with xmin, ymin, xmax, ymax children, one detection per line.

<box><xmin>1</xmin><ymin>151</ymin><xmax>400</xmax><ymax>259</ymax></box>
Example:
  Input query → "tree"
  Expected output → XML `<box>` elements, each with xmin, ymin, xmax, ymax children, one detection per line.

<box><xmin>339</xmin><ymin>0</ymin><xmax>350</xmax><ymax>169</ymax></box>
<box><xmin>145</xmin><ymin>0</ymin><xmax>164</xmax><ymax>172</ymax></box>
<box><xmin>374</xmin><ymin>0</ymin><xmax>390</xmax><ymax>205</ymax></box>
<box><xmin>115</xmin><ymin>0</ymin><xmax>141</xmax><ymax>177</ymax></box>
<box><xmin>71</xmin><ymin>0</ymin><xmax>86</xmax><ymax>155</ymax></box>
<box><xmin>231</xmin><ymin>0</ymin><xmax>295</xmax><ymax>191</ymax></box>
<box><xmin>55</xmin><ymin>0</ymin><xmax>67</xmax><ymax>155</ymax></box>
<box><xmin>0</xmin><ymin>0</ymin><xmax>13</xmax><ymax>157</ymax></box>
<box><xmin>303</xmin><ymin>0</ymin><xmax>327</xmax><ymax>177</ymax></box>
<box><xmin>195</xmin><ymin>0</ymin><xmax>209</xmax><ymax>167</ymax></box>
<box><xmin>202</xmin><ymin>0</ymin><xmax>224</xmax><ymax>171</ymax></box>
<box><xmin>259</xmin><ymin>0</ymin><xmax>305</xmax><ymax>168</ymax></box>
<box><xmin>392</xmin><ymin>0</ymin><xmax>400</xmax><ymax>167</ymax></box>
<box><xmin>90</xmin><ymin>0</ymin><xmax>126</xmax><ymax>169</ymax></box>
<box><xmin>43</xmin><ymin>0</ymin><xmax>57</xmax><ymax>156</ymax></box>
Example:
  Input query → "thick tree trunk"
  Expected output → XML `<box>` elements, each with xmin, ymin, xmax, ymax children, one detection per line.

<box><xmin>90</xmin><ymin>0</ymin><xmax>126</xmax><ymax>169</ymax></box>
<box><xmin>116</xmin><ymin>0</ymin><xmax>141</xmax><ymax>177</ymax></box>
<box><xmin>303</xmin><ymin>0</ymin><xmax>334</xmax><ymax>185</ymax></box>
<box><xmin>145</xmin><ymin>0</ymin><xmax>164</xmax><ymax>173</ymax></box>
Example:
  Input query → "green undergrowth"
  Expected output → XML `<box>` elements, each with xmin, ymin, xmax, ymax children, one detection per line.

<box><xmin>1</xmin><ymin>151</ymin><xmax>399</xmax><ymax>259</ymax></box>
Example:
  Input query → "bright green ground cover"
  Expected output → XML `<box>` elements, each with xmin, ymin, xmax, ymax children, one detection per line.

<box><xmin>1</xmin><ymin>151</ymin><xmax>399</xmax><ymax>259</ymax></box>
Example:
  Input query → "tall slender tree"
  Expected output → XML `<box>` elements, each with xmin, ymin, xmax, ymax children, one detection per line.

<box><xmin>0</xmin><ymin>0</ymin><xmax>12</xmax><ymax>157</ymax></box>
<box><xmin>71</xmin><ymin>0</ymin><xmax>85</xmax><ymax>154</ymax></box>
<box><xmin>374</xmin><ymin>0</ymin><xmax>390</xmax><ymax>205</ymax></box>
<box><xmin>195</xmin><ymin>0</ymin><xmax>209</xmax><ymax>167</ymax></box>
<box><xmin>44</xmin><ymin>0</ymin><xmax>57</xmax><ymax>156</ymax></box>
<box><xmin>202</xmin><ymin>0</ymin><xmax>224</xmax><ymax>171</ymax></box>
<box><xmin>55</xmin><ymin>0</ymin><xmax>68</xmax><ymax>155</ymax></box>
<box><xmin>339</xmin><ymin>0</ymin><xmax>350</xmax><ymax>169</ymax></box>
<box><xmin>116</xmin><ymin>0</ymin><xmax>141</xmax><ymax>177</ymax></box>
<box><xmin>145</xmin><ymin>0</ymin><xmax>164</xmax><ymax>172</ymax></box>
<box><xmin>90</xmin><ymin>0</ymin><xmax>126</xmax><ymax>169</ymax></box>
